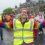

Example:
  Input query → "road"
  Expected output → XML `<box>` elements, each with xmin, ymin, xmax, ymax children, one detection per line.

<box><xmin>0</xmin><ymin>28</ymin><xmax>13</xmax><ymax>45</ymax></box>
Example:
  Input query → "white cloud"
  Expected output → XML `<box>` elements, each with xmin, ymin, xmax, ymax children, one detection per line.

<box><xmin>0</xmin><ymin>0</ymin><xmax>26</xmax><ymax>13</ymax></box>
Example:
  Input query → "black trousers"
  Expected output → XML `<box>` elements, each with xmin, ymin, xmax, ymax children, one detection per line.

<box><xmin>0</xmin><ymin>28</ymin><xmax>3</xmax><ymax>40</ymax></box>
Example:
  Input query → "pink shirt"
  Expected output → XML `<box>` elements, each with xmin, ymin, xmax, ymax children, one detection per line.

<box><xmin>35</xmin><ymin>15</ymin><xmax>44</xmax><ymax>22</ymax></box>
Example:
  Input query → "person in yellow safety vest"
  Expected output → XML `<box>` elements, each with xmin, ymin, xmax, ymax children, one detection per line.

<box><xmin>13</xmin><ymin>8</ymin><xmax>34</xmax><ymax>45</ymax></box>
<box><xmin>0</xmin><ymin>15</ymin><xmax>3</xmax><ymax>40</ymax></box>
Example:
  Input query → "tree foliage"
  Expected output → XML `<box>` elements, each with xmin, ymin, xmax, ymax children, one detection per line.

<box><xmin>39</xmin><ymin>6</ymin><xmax>45</xmax><ymax>14</ymax></box>
<box><xmin>2</xmin><ymin>8</ymin><xmax>14</xmax><ymax>15</ymax></box>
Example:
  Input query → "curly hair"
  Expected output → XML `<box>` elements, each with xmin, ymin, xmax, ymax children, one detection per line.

<box><xmin>20</xmin><ymin>7</ymin><xmax>30</xmax><ymax>16</ymax></box>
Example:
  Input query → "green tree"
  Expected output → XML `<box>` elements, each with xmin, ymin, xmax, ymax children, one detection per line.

<box><xmin>2</xmin><ymin>8</ymin><xmax>15</xmax><ymax>15</ymax></box>
<box><xmin>39</xmin><ymin>6</ymin><xmax>45</xmax><ymax>14</ymax></box>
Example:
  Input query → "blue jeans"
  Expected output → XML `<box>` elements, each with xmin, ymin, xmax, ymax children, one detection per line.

<box><xmin>0</xmin><ymin>28</ymin><xmax>3</xmax><ymax>40</ymax></box>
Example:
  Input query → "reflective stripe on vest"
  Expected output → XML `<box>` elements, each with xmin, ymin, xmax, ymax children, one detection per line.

<box><xmin>14</xmin><ymin>37</ymin><xmax>33</xmax><ymax>39</ymax></box>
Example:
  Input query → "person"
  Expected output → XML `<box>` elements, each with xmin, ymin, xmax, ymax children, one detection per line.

<box><xmin>34</xmin><ymin>13</ymin><xmax>40</xmax><ymax>38</ymax></box>
<box><xmin>41</xmin><ymin>16</ymin><xmax>45</xmax><ymax>44</ymax></box>
<box><xmin>0</xmin><ymin>15</ymin><xmax>3</xmax><ymax>40</ymax></box>
<box><xmin>13</xmin><ymin>8</ymin><xmax>34</xmax><ymax>45</ymax></box>
<box><xmin>34</xmin><ymin>13</ymin><xmax>41</xmax><ymax>45</ymax></box>
<box><xmin>4</xmin><ymin>15</ymin><xmax>13</xmax><ymax>31</ymax></box>
<box><xmin>34</xmin><ymin>12</ymin><xmax>44</xmax><ymax>45</ymax></box>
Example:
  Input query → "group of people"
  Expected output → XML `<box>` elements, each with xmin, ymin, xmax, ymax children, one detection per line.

<box><xmin>0</xmin><ymin>7</ymin><xmax>45</xmax><ymax>45</ymax></box>
<box><xmin>13</xmin><ymin>7</ymin><xmax>45</xmax><ymax>45</ymax></box>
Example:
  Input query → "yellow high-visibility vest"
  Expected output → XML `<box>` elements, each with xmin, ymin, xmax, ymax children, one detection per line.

<box><xmin>0</xmin><ymin>15</ymin><xmax>2</xmax><ymax>21</ymax></box>
<box><xmin>13</xmin><ymin>19</ymin><xmax>34</xmax><ymax>45</ymax></box>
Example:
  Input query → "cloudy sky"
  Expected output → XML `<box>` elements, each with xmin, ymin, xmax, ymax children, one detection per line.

<box><xmin>0</xmin><ymin>0</ymin><xmax>38</xmax><ymax>13</ymax></box>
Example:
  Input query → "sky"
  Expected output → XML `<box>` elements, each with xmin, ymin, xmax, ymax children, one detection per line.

<box><xmin>0</xmin><ymin>0</ymin><xmax>38</xmax><ymax>13</ymax></box>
